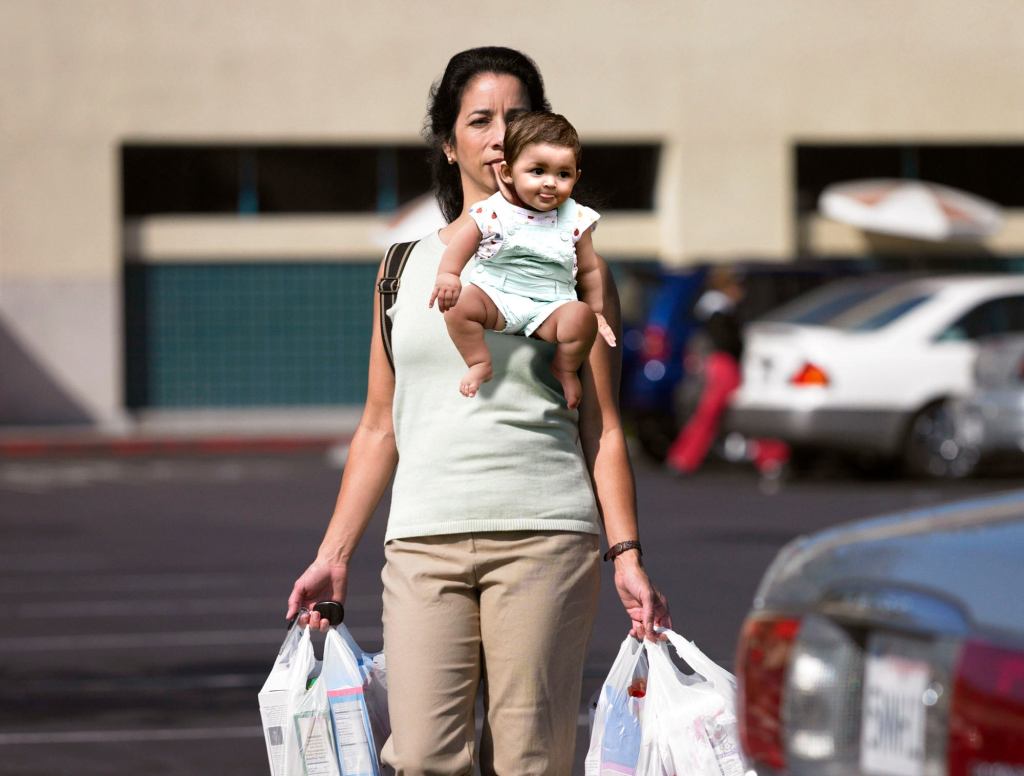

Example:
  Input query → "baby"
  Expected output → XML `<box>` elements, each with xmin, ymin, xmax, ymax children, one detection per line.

<box><xmin>429</xmin><ymin>111</ymin><xmax>615</xmax><ymax>409</ymax></box>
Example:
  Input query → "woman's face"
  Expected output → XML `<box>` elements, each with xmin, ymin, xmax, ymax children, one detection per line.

<box><xmin>444</xmin><ymin>72</ymin><xmax>530</xmax><ymax>207</ymax></box>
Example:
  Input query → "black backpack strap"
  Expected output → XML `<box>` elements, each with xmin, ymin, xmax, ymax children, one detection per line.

<box><xmin>378</xmin><ymin>240</ymin><xmax>419</xmax><ymax>373</ymax></box>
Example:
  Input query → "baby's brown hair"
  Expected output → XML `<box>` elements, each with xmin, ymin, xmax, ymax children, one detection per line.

<box><xmin>503</xmin><ymin>111</ymin><xmax>582</xmax><ymax>168</ymax></box>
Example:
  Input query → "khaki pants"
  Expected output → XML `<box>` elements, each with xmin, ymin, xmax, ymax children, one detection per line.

<box><xmin>380</xmin><ymin>531</ymin><xmax>600</xmax><ymax>776</ymax></box>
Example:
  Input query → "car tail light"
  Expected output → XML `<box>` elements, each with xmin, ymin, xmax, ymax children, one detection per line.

<box><xmin>642</xmin><ymin>325</ymin><xmax>669</xmax><ymax>361</ymax></box>
<box><xmin>948</xmin><ymin>639</ymin><xmax>1024</xmax><ymax>776</ymax></box>
<box><xmin>783</xmin><ymin>616</ymin><xmax>864</xmax><ymax>769</ymax></box>
<box><xmin>736</xmin><ymin>613</ymin><xmax>801</xmax><ymax>769</ymax></box>
<box><xmin>790</xmin><ymin>362</ymin><xmax>830</xmax><ymax>386</ymax></box>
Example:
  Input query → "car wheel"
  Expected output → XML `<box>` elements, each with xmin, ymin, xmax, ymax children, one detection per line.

<box><xmin>902</xmin><ymin>400</ymin><xmax>981</xmax><ymax>479</ymax></box>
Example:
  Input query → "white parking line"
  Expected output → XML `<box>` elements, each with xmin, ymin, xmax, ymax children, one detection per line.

<box><xmin>0</xmin><ymin>627</ymin><xmax>382</xmax><ymax>652</ymax></box>
<box><xmin>0</xmin><ymin>552</ymin><xmax>108</xmax><ymax>573</ymax></box>
<box><xmin>0</xmin><ymin>572</ymin><xmax>285</xmax><ymax>596</ymax></box>
<box><xmin>0</xmin><ymin>726</ymin><xmax>263</xmax><ymax>745</ymax></box>
<box><xmin>7</xmin><ymin>597</ymin><xmax>284</xmax><ymax>618</ymax></box>
<box><xmin>6</xmin><ymin>594</ymin><xmax>380</xmax><ymax>619</ymax></box>
<box><xmin>21</xmin><ymin>673</ymin><xmax>269</xmax><ymax>692</ymax></box>
<box><xmin>0</xmin><ymin>717</ymin><xmax>590</xmax><ymax>746</ymax></box>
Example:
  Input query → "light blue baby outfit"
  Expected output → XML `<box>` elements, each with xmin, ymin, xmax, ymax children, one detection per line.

<box><xmin>466</xmin><ymin>191</ymin><xmax>600</xmax><ymax>337</ymax></box>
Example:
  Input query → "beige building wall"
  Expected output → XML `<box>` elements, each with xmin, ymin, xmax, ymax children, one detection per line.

<box><xmin>2</xmin><ymin>0</ymin><xmax>1023</xmax><ymax>425</ymax></box>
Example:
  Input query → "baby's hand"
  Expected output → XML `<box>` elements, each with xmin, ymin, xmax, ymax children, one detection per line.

<box><xmin>596</xmin><ymin>313</ymin><xmax>617</xmax><ymax>348</ymax></box>
<box><xmin>429</xmin><ymin>272</ymin><xmax>462</xmax><ymax>312</ymax></box>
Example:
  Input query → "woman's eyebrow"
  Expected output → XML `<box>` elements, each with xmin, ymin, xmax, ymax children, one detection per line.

<box><xmin>467</xmin><ymin>108</ymin><xmax>493</xmax><ymax>118</ymax></box>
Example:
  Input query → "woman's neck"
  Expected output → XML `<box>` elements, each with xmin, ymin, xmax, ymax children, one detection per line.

<box><xmin>440</xmin><ymin>172</ymin><xmax>498</xmax><ymax>244</ymax></box>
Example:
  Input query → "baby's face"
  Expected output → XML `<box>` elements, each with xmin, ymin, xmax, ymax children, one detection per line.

<box><xmin>502</xmin><ymin>143</ymin><xmax>579</xmax><ymax>212</ymax></box>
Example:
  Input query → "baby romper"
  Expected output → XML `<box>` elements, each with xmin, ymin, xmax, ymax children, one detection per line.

<box><xmin>464</xmin><ymin>191</ymin><xmax>600</xmax><ymax>336</ymax></box>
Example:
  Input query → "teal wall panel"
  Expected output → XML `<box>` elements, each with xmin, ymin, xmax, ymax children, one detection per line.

<box><xmin>125</xmin><ymin>263</ymin><xmax>378</xmax><ymax>407</ymax></box>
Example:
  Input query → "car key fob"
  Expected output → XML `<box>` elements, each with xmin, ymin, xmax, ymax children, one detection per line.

<box><xmin>313</xmin><ymin>600</ymin><xmax>345</xmax><ymax>626</ymax></box>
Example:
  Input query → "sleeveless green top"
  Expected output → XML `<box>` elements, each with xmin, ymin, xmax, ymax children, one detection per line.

<box><xmin>384</xmin><ymin>230</ymin><xmax>601</xmax><ymax>542</ymax></box>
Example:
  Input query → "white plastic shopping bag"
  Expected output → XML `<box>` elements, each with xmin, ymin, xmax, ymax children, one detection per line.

<box><xmin>636</xmin><ymin>629</ymin><xmax>748</xmax><ymax>776</ymax></box>
<box><xmin>333</xmin><ymin>624</ymin><xmax>389</xmax><ymax>760</ymax></box>
<box><xmin>260</xmin><ymin>622</ymin><xmax>389</xmax><ymax>776</ymax></box>
<box><xmin>320</xmin><ymin>625</ymin><xmax>386</xmax><ymax>776</ymax></box>
<box><xmin>585</xmin><ymin>635</ymin><xmax>650</xmax><ymax>775</ymax></box>
<box><xmin>280</xmin><ymin>626</ymin><xmax>342</xmax><ymax>776</ymax></box>
<box><xmin>259</xmin><ymin>623</ymin><xmax>304</xmax><ymax>776</ymax></box>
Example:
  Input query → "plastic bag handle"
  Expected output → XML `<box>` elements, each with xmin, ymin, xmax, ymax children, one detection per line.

<box><xmin>655</xmin><ymin>627</ymin><xmax>737</xmax><ymax>704</ymax></box>
<box><xmin>285</xmin><ymin>626</ymin><xmax>317</xmax><ymax>695</ymax></box>
<box><xmin>634</xmin><ymin>639</ymin><xmax>684</xmax><ymax>775</ymax></box>
<box><xmin>275</xmin><ymin>614</ymin><xmax>306</xmax><ymax>660</ymax></box>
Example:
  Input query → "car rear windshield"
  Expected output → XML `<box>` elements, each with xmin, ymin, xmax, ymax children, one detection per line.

<box><xmin>830</xmin><ymin>292</ymin><xmax>933</xmax><ymax>331</ymax></box>
<box><xmin>760</xmin><ymin>279</ymin><xmax>906</xmax><ymax>326</ymax></box>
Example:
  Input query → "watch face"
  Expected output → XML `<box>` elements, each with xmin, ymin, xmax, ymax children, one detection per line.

<box><xmin>313</xmin><ymin>601</ymin><xmax>345</xmax><ymax>625</ymax></box>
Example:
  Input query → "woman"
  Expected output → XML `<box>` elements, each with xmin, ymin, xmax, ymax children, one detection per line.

<box><xmin>286</xmin><ymin>46</ymin><xmax>670</xmax><ymax>775</ymax></box>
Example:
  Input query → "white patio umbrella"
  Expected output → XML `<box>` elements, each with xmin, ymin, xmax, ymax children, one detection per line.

<box><xmin>818</xmin><ymin>178</ymin><xmax>1003</xmax><ymax>242</ymax></box>
<box><xmin>374</xmin><ymin>193</ymin><xmax>446</xmax><ymax>247</ymax></box>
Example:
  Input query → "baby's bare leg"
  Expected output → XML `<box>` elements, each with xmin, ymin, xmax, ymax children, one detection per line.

<box><xmin>443</xmin><ymin>284</ymin><xmax>505</xmax><ymax>397</ymax></box>
<box><xmin>531</xmin><ymin>301</ymin><xmax>598</xmax><ymax>409</ymax></box>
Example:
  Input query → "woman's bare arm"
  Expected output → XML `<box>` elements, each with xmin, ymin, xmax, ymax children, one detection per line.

<box><xmin>578</xmin><ymin>255</ymin><xmax>670</xmax><ymax>640</ymax></box>
<box><xmin>286</xmin><ymin>256</ymin><xmax>400</xmax><ymax>629</ymax></box>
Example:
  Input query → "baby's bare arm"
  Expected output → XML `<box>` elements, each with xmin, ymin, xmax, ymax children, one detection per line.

<box><xmin>439</xmin><ymin>221</ymin><xmax>482</xmax><ymax>276</ymax></box>
<box><xmin>430</xmin><ymin>221</ymin><xmax>483</xmax><ymax>312</ymax></box>
<box><xmin>575</xmin><ymin>229</ymin><xmax>616</xmax><ymax>347</ymax></box>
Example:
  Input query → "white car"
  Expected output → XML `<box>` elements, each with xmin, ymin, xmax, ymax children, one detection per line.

<box><xmin>951</xmin><ymin>334</ymin><xmax>1024</xmax><ymax>470</ymax></box>
<box><xmin>727</xmin><ymin>274</ymin><xmax>1024</xmax><ymax>477</ymax></box>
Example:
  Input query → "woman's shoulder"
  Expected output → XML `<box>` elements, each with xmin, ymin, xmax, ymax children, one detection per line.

<box><xmin>397</xmin><ymin>229</ymin><xmax>442</xmax><ymax>256</ymax></box>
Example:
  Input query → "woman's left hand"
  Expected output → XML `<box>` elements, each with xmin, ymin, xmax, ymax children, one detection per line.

<box><xmin>613</xmin><ymin>553</ymin><xmax>671</xmax><ymax>641</ymax></box>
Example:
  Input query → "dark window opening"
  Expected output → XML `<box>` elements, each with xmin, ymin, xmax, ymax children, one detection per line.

<box><xmin>796</xmin><ymin>143</ymin><xmax>1024</xmax><ymax>212</ymax></box>
<box><xmin>577</xmin><ymin>144</ymin><xmax>660</xmax><ymax>211</ymax></box>
<box><xmin>122</xmin><ymin>144</ymin><xmax>433</xmax><ymax>216</ymax></box>
<box><xmin>122</xmin><ymin>142</ymin><xmax>660</xmax><ymax>216</ymax></box>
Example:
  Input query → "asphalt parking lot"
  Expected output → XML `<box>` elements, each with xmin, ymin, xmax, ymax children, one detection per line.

<box><xmin>1</xmin><ymin>452</ymin><xmax>1019</xmax><ymax>775</ymax></box>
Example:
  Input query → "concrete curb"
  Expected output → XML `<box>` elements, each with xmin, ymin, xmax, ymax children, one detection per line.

<box><xmin>0</xmin><ymin>408</ymin><xmax>362</xmax><ymax>459</ymax></box>
<box><xmin>0</xmin><ymin>433</ymin><xmax>352</xmax><ymax>459</ymax></box>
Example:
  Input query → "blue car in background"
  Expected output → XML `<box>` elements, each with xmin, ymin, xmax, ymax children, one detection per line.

<box><xmin>619</xmin><ymin>260</ymin><xmax>870</xmax><ymax>462</ymax></box>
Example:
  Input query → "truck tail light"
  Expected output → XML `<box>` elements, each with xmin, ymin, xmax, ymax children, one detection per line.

<box><xmin>790</xmin><ymin>362</ymin><xmax>830</xmax><ymax>387</ymax></box>
<box><xmin>736</xmin><ymin>614</ymin><xmax>801</xmax><ymax>770</ymax></box>
<box><xmin>948</xmin><ymin>639</ymin><xmax>1024</xmax><ymax>776</ymax></box>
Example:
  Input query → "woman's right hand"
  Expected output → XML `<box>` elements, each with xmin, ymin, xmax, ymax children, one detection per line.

<box><xmin>286</xmin><ymin>559</ymin><xmax>349</xmax><ymax>632</ymax></box>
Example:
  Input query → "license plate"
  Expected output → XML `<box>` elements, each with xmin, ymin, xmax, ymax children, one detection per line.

<box><xmin>860</xmin><ymin>651</ymin><xmax>929</xmax><ymax>776</ymax></box>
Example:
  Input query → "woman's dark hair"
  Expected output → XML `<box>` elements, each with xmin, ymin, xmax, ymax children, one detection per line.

<box><xmin>424</xmin><ymin>47</ymin><xmax>550</xmax><ymax>223</ymax></box>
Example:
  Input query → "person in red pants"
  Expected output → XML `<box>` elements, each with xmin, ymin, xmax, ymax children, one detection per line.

<box><xmin>667</xmin><ymin>268</ymin><xmax>747</xmax><ymax>475</ymax></box>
